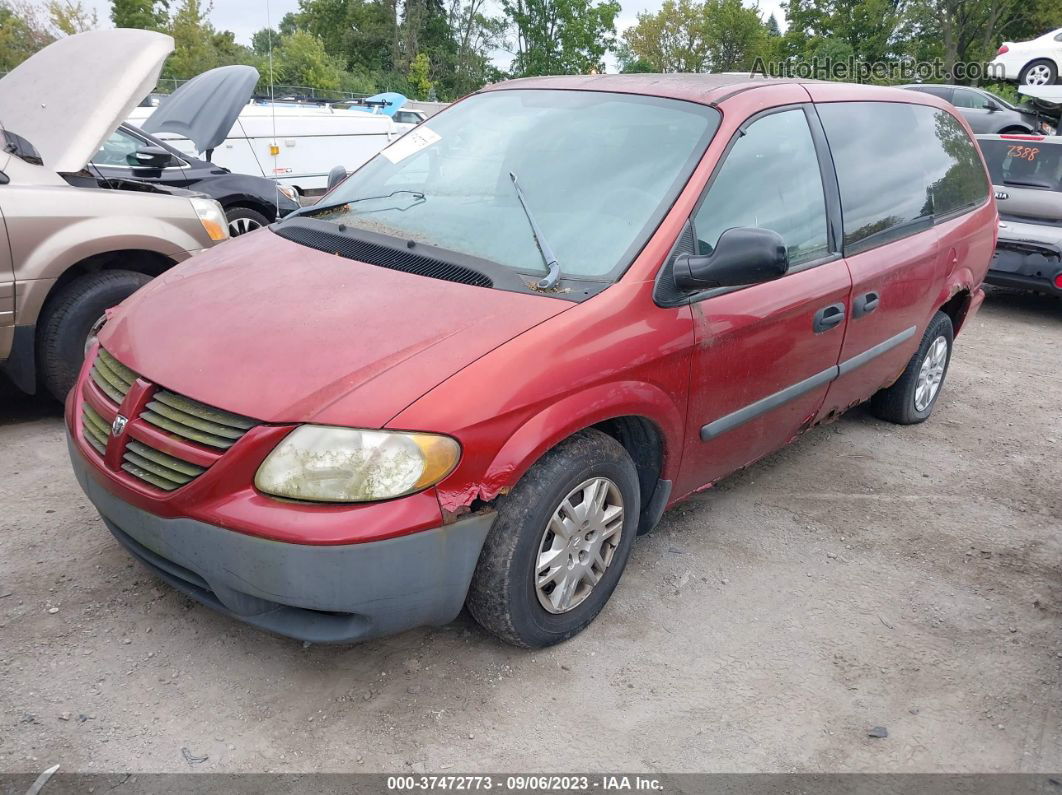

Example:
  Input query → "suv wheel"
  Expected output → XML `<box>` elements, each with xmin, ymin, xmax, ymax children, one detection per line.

<box><xmin>1019</xmin><ymin>59</ymin><xmax>1058</xmax><ymax>86</ymax></box>
<box><xmin>226</xmin><ymin>207</ymin><xmax>270</xmax><ymax>237</ymax></box>
<box><xmin>466</xmin><ymin>429</ymin><xmax>640</xmax><ymax>648</ymax></box>
<box><xmin>869</xmin><ymin>311</ymin><xmax>954</xmax><ymax>425</ymax></box>
<box><xmin>37</xmin><ymin>270</ymin><xmax>151</xmax><ymax>401</ymax></box>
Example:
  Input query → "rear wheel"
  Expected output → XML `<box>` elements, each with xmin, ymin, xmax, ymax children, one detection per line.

<box><xmin>225</xmin><ymin>206</ymin><xmax>270</xmax><ymax>237</ymax></box>
<box><xmin>869</xmin><ymin>312</ymin><xmax>953</xmax><ymax>425</ymax></box>
<box><xmin>1019</xmin><ymin>59</ymin><xmax>1058</xmax><ymax>86</ymax></box>
<box><xmin>466</xmin><ymin>429</ymin><xmax>640</xmax><ymax>648</ymax></box>
<box><xmin>37</xmin><ymin>270</ymin><xmax>152</xmax><ymax>401</ymax></box>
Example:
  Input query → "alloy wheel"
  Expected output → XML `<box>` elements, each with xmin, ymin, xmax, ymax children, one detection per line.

<box><xmin>535</xmin><ymin>477</ymin><xmax>624</xmax><ymax>614</ymax></box>
<box><xmin>1024</xmin><ymin>64</ymin><xmax>1053</xmax><ymax>85</ymax></box>
<box><xmin>228</xmin><ymin>216</ymin><xmax>263</xmax><ymax>237</ymax></box>
<box><xmin>914</xmin><ymin>335</ymin><xmax>948</xmax><ymax>412</ymax></box>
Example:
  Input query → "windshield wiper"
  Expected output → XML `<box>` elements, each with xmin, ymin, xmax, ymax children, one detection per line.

<box><xmin>295</xmin><ymin>190</ymin><xmax>426</xmax><ymax>218</ymax></box>
<box><xmin>509</xmin><ymin>171</ymin><xmax>561</xmax><ymax>289</ymax></box>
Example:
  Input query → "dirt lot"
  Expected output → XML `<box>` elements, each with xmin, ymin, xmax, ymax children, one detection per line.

<box><xmin>0</xmin><ymin>289</ymin><xmax>1059</xmax><ymax>775</ymax></box>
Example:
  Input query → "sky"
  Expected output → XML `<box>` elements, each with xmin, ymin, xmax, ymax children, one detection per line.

<box><xmin>81</xmin><ymin>0</ymin><xmax>787</xmax><ymax>72</ymax></box>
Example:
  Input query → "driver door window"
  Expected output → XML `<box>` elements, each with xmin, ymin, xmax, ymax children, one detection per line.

<box><xmin>692</xmin><ymin>108</ymin><xmax>830</xmax><ymax>270</ymax></box>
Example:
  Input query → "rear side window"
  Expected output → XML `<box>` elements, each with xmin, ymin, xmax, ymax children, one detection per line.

<box><xmin>950</xmin><ymin>88</ymin><xmax>986</xmax><ymax>110</ymax></box>
<box><xmin>817</xmin><ymin>102</ymin><xmax>988</xmax><ymax>252</ymax></box>
<box><xmin>977</xmin><ymin>138</ymin><xmax>1062</xmax><ymax>192</ymax></box>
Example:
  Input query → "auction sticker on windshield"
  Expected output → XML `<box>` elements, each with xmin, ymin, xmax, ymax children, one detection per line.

<box><xmin>381</xmin><ymin>126</ymin><xmax>441</xmax><ymax>164</ymax></box>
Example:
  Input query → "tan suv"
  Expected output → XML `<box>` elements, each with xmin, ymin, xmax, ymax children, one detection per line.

<box><xmin>0</xmin><ymin>29</ymin><xmax>227</xmax><ymax>400</ymax></box>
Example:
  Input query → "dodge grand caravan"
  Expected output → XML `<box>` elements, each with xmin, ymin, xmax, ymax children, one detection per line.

<box><xmin>66</xmin><ymin>75</ymin><xmax>995</xmax><ymax>648</ymax></box>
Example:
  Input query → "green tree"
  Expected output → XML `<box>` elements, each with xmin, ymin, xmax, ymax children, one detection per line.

<box><xmin>407</xmin><ymin>50</ymin><xmax>432</xmax><ymax>97</ymax></box>
<box><xmin>111</xmin><ymin>0</ymin><xmax>167</xmax><ymax>29</ymax></box>
<box><xmin>765</xmin><ymin>11</ymin><xmax>781</xmax><ymax>35</ymax></box>
<box><xmin>622</xmin><ymin>0</ymin><xmax>770</xmax><ymax>73</ymax></box>
<box><xmin>504</xmin><ymin>0</ymin><xmax>621</xmax><ymax>76</ymax></box>
<box><xmin>163</xmin><ymin>0</ymin><xmax>219</xmax><ymax>78</ymax></box>
<box><xmin>47</xmin><ymin>0</ymin><xmax>97</xmax><ymax>33</ymax></box>
<box><xmin>0</xmin><ymin>1</ymin><xmax>53</xmax><ymax>71</ymax></box>
<box><xmin>274</xmin><ymin>29</ymin><xmax>346</xmax><ymax>91</ymax></box>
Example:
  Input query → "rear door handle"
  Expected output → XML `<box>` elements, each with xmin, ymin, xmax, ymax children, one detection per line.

<box><xmin>813</xmin><ymin>302</ymin><xmax>845</xmax><ymax>333</ymax></box>
<box><xmin>853</xmin><ymin>291</ymin><xmax>880</xmax><ymax>318</ymax></box>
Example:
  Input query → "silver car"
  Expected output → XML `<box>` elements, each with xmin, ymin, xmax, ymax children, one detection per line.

<box><xmin>902</xmin><ymin>84</ymin><xmax>1054</xmax><ymax>135</ymax></box>
<box><xmin>976</xmin><ymin>134</ymin><xmax>1062</xmax><ymax>295</ymax></box>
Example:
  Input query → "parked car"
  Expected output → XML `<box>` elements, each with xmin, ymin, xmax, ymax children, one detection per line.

<box><xmin>0</xmin><ymin>30</ymin><xmax>227</xmax><ymax>401</ymax></box>
<box><xmin>128</xmin><ymin>67</ymin><xmax>399</xmax><ymax>195</ymax></box>
<box><xmin>900</xmin><ymin>84</ymin><xmax>1054</xmax><ymax>134</ymax></box>
<box><xmin>92</xmin><ymin>122</ymin><xmax>299</xmax><ymax>237</ymax></box>
<box><xmin>990</xmin><ymin>28</ymin><xmax>1062</xmax><ymax>86</ymax></box>
<box><xmin>67</xmin><ymin>75</ymin><xmax>995</xmax><ymax>648</ymax></box>
<box><xmin>976</xmin><ymin>133</ymin><xmax>1062</xmax><ymax>295</ymax></box>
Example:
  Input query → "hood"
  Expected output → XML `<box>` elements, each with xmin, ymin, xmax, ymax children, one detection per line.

<box><xmin>0</xmin><ymin>29</ymin><xmax>173</xmax><ymax>174</ymax></box>
<box><xmin>99</xmin><ymin>229</ymin><xmax>571</xmax><ymax>426</ymax></box>
<box><xmin>141</xmin><ymin>65</ymin><xmax>259</xmax><ymax>153</ymax></box>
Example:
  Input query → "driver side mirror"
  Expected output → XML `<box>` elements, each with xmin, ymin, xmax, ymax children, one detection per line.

<box><xmin>983</xmin><ymin>100</ymin><xmax>1000</xmax><ymax>112</ymax></box>
<box><xmin>327</xmin><ymin>165</ymin><xmax>348</xmax><ymax>191</ymax></box>
<box><xmin>673</xmin><ymin>227</ymin><xmax>789</xmax><ymax>291</ymax></box>
<box><xmin>131</xmin><ymin>145</ymin><xmax>177</xmax><ymax>168</ymax></box>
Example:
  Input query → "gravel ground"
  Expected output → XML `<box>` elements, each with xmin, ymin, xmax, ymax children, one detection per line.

<box><xmin>0</xmin><ymin>288</ymin><xmax>1059</xmax><ymax>775</ymax></box>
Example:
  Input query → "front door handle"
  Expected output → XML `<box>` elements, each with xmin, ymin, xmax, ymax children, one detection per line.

<box><xmin>853</xmin><ymin>291</ymin><xmax>879</xmax><ymax>318</ymax></box>
<box><xmin>813</xmin><ymin>302</ymin><xmax>845</xmax><ymax>333</ymax></box>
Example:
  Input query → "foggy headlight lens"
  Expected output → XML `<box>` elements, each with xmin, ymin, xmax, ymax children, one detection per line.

<box><xmin>190</xmin><ymin>197</ymin><xmax>229</xmax><ymax>241</ymax></box>
<box><xmin>277</xmin><ymin>185</ymin><xmax>299</xmax><ymax>202</ymax></box>
<box><xmin>254</xmin><ymin>426</ymin><xmax>460</xmax><ymax>503</ymax></box>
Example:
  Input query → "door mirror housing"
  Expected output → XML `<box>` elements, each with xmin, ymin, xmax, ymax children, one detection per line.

<box><xmin>327</xmin><ymin>165</ymin><xmax>348</xmax><ymax>191</ymax></box>
<box><xmin>673</xmin><ymin>227</ymin><xmax>789</xmax><ymax>291</ymax></box>
<box><xmin>132</xmin><ymin>145</ymin><xmax>177</xmax><ymax>168</ymax></box>
<box><xmin>983</xmin><ymin>100</ymin><xmax>1000</xmax><ymax>112</ymax></box>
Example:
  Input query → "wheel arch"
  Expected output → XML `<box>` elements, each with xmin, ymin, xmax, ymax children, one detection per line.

<box><xmin>442</xmin><ymin>381</ymin><xmax>683</xmax><ymax>532</ymax></box>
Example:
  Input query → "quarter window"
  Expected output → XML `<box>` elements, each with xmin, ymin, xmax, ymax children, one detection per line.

<box><xmin>817</xmin><ymin>102</ymin><xmax>987</xmax><ymax>251</ymax></box>
<box><xmin>692</xmin><ymin>109</ymin><xmax>830</xmax><ymax>267</ymax></box>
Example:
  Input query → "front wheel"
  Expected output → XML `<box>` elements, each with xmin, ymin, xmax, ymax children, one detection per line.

<box><xmin>869</xmin><ymin>311</ymin><xmax>954</xmax><ymax>425</ymax></box>
<box><xmin>225</xmin><ymin>206</ymin><xmax>270</xmax><ymax>237</ymax></box>
<box><xmin>466</xmin><ymin>429</ymin><xmax>640</xmax><ymax>648</ymax></box>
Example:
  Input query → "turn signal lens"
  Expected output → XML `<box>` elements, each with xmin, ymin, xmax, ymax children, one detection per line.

<box><xmin>190</xmin><ymin>197</ymin><xmax>229</xmax><ymax>242</ymax></box>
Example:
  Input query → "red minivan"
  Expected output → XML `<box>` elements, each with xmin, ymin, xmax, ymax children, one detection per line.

<box><xmin>66</xmin><ymin>75</ymin><xmax>996</xmax><ymax>648</ymax></box>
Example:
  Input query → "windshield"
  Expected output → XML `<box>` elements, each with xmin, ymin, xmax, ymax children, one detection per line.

<box><xmin>299</xmin><ymin>90</ymin><xmax>720</xmax><ymax>282</ymax></box>
<box><xmin>979</xmin><ymin>138</ymin><xmax>1062</xmax><ymax>191</ymax></box>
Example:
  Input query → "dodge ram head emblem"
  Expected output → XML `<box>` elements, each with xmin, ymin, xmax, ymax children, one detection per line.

<box><xmin>111</xmin><ymin>415</ymin><xmax>128</xmax><ymax>437</ymax></box>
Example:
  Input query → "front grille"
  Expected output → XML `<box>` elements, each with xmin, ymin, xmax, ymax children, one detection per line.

<box><xmin>82</xmin><ymin>347</ymin><xmax>261</xmax><ymax>493</ymax></box>
<box><xmin>82</xmin><ymin>404</ymin><xmax>109</xmax><ymax>456</ymax></box>
<box><xmin>122</xmin><ymin>439</ymin><xmax>206</xmax><ymax>492</ymax></box>
<box><xmin>142</xmin><ymin>390</ymin><xmax>257</xmax><ymax>450</ymax></box>
<box><xmin>90</xmin><ymin>348</ymin><xmax>136</xmax><ymax>403</ymax></box>
<box><xmin>274</xmin><ymin>224</ymin><xmax>494</xmax><ymax>289</ymax></box>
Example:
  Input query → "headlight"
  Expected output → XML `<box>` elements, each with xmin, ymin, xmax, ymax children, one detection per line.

<box><xmin>190</xmin><ymin>197</ymin><xmax>229</xmax><ymax>242</ymax></box>
<box><xmin>277</xmin><ymin>185</ymin><xmax>299</xmax><ymax>203</ymax></box>
<box><xmin>254</xmin><ymin>426</ymin><xmax>461</xmax><ymax>503</ymax></box>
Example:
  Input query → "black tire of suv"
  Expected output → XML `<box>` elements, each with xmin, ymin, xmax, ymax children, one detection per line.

<box><xmin>37</xmin><ymin>270</ymin><xmax>152</xmax><ymax>401</ymax></box>
<box><xmin>869</xmin><ymin>311</ymin><xmax>954</xmax><ymax>425</ymax></box>
<box><xmin>1019</xmin><ymin>59</ymin><xmax>1058</xmax><ymax>86</ymax></box>
<box><xmin>225</xmin><ymin>206</ymin><xmax>270</xmax><ymax>237</ymax></box>
<box><xmin>466</xmin><ymin>429</ymin><xmax>640</xmax><ymax>648</ymax></box>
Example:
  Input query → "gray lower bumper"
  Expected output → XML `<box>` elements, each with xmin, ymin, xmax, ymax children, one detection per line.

<box><xmin>70</xmin><ymin>439</ymin><xmax>495</xmax><ymax>644</ymax></box>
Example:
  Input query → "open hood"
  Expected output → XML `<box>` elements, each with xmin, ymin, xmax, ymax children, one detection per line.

<box><xmin>142</xmin><ymin>65</ymin><xmax>259</xmax><ymax>153</ymax></box>
<box><xmin>0</xmin><ymin>29</ymin><xmax>173</xmax><ymax>174</ymax></box>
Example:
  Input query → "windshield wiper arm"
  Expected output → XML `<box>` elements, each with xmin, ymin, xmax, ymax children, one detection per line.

<box><xmin>509</xmin><ymin>171</ymin><xmax>561</xmax><ymax>289</ymax></box>
<box><xmin>295</xmin><ymin>190</ymin><xmax>426</xmax><ymax>218</ymax></box>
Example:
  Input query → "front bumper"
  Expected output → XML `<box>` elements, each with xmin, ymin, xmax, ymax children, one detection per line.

<box><xmin>986</xmin><ymin>239</ymin><xmax>1062</xmax><ymax>296</ymax></box>
<box><xmin>69</xmin><ymin>436</ymin><xmax>495</xmax><ymax>644</ymax></box>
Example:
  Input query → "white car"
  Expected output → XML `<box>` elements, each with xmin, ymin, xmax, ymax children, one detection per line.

<box><xmin>991</xmin><ymin>28</ymin><xmax>1062</xmax><ymax>86</ymax></box>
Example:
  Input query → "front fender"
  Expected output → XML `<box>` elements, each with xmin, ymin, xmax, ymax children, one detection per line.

<box><xmin>436</xmin><ymin>380</ymin><xmax>684</xmax><ymax>514</ymax></box>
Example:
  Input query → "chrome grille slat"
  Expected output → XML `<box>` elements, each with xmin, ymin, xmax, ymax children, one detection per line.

<box><xmin>90</xmin><ymin>349</ymin><xmax>137</xmax><ymax>404</ymax></box>
<box><xmin>153</xmin><ymin>391</ymin><xmax>256</xmax><ymax>430</ymax></box>
<box><xmin>82</xmin><ymin>405</ymin><xmax>108</xmax><ymax>455</ymax></box>
<box><xmin>125</xmin><ymin>440</ymin><xmax>206</xmax><ymax>479</ymax></box>
<box><xmin>90</xmin><ymin>368</ymin><xmax>125</xmax><ymax>403</ymax></box>
<box><xmin>141</xmin><ymin>410</ymin><xmax>237</xmax><ymax>449</ymax></box>
<box><xmin>120</xmin><ymin>460</ymin><xmax>183</xmax><ymax>491</ymax></box>
<box><xmin>97</xmin><ymin>349</ymin><xmax>138</xmax><ymax>386</ymax></box>
<box><xmin>123</xmin><ymin>449</ymin><xmax>196</xmax><ymax>486</ymax></box>
<box><xmin>144</xmin><ymin>399</ymin><xmax>246</xmax><ymax>440</ymax></box>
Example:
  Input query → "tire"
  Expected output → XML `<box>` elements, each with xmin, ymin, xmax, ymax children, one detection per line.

<box><xmin>225</xmin><ymin>206</ymin><xmax>270</xmax><ymax>237</ymax></box>
<box><xmin>466</xmin><ymin>429</ymin><xmax>640</xmax><ymax>648</ymax></box>
<box><xmin>37</xmin><ymin>270</ymin><xmax>151</xmax><ymax>401</ymax></box>
<box><xmin>1019</xmin><ymin>59</ymin><xmax>1058</xmax><ymax>86</ymax></box>
<box><xmin>869</xmin><ymin>311</ymin><xmax>954</xmax><ymax>425</ymax></box>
